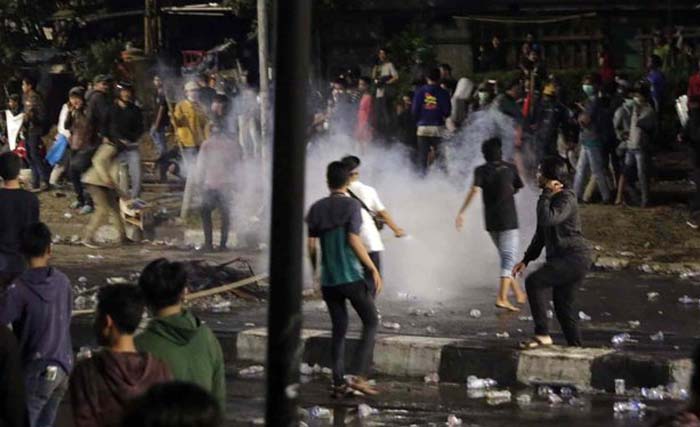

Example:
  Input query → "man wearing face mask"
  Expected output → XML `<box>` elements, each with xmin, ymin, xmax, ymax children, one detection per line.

<box><xmin>513</xmin><ymin>156</ymin><xmax>591</xmax><ymax>348</ymax></box>
<box><xmin>573</xmin><ymin>75</ymin><xmax>612</xmax><ymax>204</ymax></box>
<box><xmin>470</xmin><ymin>81</ymin><xmax>495</xmax><ymax>115</ymax></box>
<box><xmin>70</xmin><ymin>285</ymin><xmax>171</xmax><ymax>427</ymax></box>
<box><xmin>616</xmin><ymin>86</ymin><xmax>656</xmax><ymax>207</ymax></box>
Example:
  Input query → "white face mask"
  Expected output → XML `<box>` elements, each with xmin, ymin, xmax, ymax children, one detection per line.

<box><xmin>624</xmin><ymin>98</ymin><xmax>635</xmax><ymax>108</ymax></box>
<box><xmin>187</xmin><ymin>95</ymin><xmax>197</xmax><ymax>102</ymax></box>
<box><xmin>477</xmin><ymin>91</ymin><xmax>490</xmax><ymax>105</ymax></box>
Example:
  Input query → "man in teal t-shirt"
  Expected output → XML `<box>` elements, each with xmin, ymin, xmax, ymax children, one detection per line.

<box><xmin>306</xmin><ymin>161</ymin><xmax>382</xmax><ymax>397</ymax></box>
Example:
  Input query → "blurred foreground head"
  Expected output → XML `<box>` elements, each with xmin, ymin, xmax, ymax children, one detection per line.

<box><xmin>122</xmin><ymin>382</ymin><xmax>221</xmax><ymax>427</ymax></box>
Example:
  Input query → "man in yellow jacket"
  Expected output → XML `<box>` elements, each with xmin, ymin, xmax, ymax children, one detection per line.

<box><xmin>173</xmin><ymin>81</ymin><xmax>208</xmax><ymax>176</ymax></box>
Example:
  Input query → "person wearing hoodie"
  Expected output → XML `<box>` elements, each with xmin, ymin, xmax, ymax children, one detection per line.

<box><xmin>0</xmin><ymin>151</ymin><xmax>39</xmax><ymax>285</ymax></box>
<box><xmin>135</xmin><ymin>258</ymin><xmax>225</xmax><ymax>408</ymax></box>
<box><xmin>70</xmin><ymin>285</ymin><xmax>172</xmax><ymax>427</ymax></box>
<box><xmin>513</xmin><ymin>156</ymin><xmax>591</xmax><ymax>349</ymax></box>
<box><xmin>411</xmin><ymin>68</ymin><xmax>451</xmax><ymax>175</ymax></box>
<box><xmin>0</xmin><ymin>222</ymin><xmax>73</xmax><ymax>427</ymax></box>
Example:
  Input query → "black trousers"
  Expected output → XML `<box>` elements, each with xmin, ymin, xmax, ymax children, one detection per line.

<box><xmin>690</xmin><ymin>148</ymin><xmax>700</xmax><ymax>218</ymax></box>
<box><xmin>26</xmin><ymin>134</ymin><xmax>50</xmax><ymax>188</ymax></box>
<box><xmin>200</xmin><ymin>189</ymin><xmax>231</xmax><ymax>248</ymax></box>
<box><xmin>363</xmin><ymin>251</ymin><xmax>382</xmax><ymax>297</ymax></box>
<box><xmin>416</xmin><ymin>135</ymin><xmax>443</xmax><ymax>176</ymax></box>
<box><xmin>69</xmin><ymin>149</ymin><xmax>95</xmax><ymax>207</ymax></box>
<box><xmin>321</xmin><ymin>281</ymin><xmax>378</xmax><ymax>386</ymax></box>
<box><xmin>525</xmin><ymin>254</ymin><xmax>590</xmax><ymax>346</ymax></box>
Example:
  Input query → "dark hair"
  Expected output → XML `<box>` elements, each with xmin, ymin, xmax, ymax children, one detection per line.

<box><xmin>359</xmin><ymin>76</ymin><xmax>371</xmax><ymax>85</ymax></box>
<box><xmin>540</xmin><ymin>156</ymin><xmax>573</xmax><ymax>187</ymax></box>
<box><xmin>7</xmin><ymin>93</ymin><xmax>20</xmax><ymax>103</ymax></box>
<box><xmin>481</xmin><ymin>138</ymin><xmax>503</xmax><ymax>162</ymax></box>
<box><xmin>650</xmin><ymin>54</ymin><xmax>663</xmax><ymax>68</ymax></box>
<box><xmin>138</xmin><ymin>258</ymin><xmax>188</xmax><ymax>310</ymax></box>
<box><xmin>0</xmin><ymin>152</ymin><xmax>21</xmax><ymax>180</ymax></box>
<box><xmin>439</xmin><ymin>63</ymin><xmax>452</xmax><ymax>73</ymax></box>
<box><xmin>340</xmin><ymin>155</ymin><xmax>361</xmax><ymax>171</ymax></box>
<box><xmin>378</xmin><ymin>47</ymin><xmax>389</xmax><ymax>54</ymax></box>
<box><xmin>212</xmin><ymin>94</ymin><xmax>229</xmax><ymax>104</ymax></box>
<box><xmin>22</xmin><ymin>75</ymin><xmax>38</xmax><ymax>89</ymax></box>
<box><xmin>326</xmin><ymin>161</ymin><xmax>350</xmax><ymax>190</ymax></box>
<box><xmin>97</xmin><ymin>285</ymin><xmax>145</xmax><ymax>334</ymax></box>
<box><xmin>505</xmin><ymin>78</ymin><xmax>521</xmax><ymax>91</ymax></box>
<box><xmin>332</xmin><ymin>78</ymin><xmax>346</xmax><ymax>88</ymax></box>
<box><xmin>19</xmin><ymin>223</ymin><xmax>51</xmax><ymax>259</ymax></box>
<box><xmin>427</xmin><ymin>68</ymin><xmax>441</xmax><ymax>82</ymax></box>
<box><xmin>122</xmin><ymin>382</ymin><xmax>221</xmax><ymax>427</ymax></box>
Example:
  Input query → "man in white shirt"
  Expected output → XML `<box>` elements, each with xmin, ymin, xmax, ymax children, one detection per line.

<box><xmin>341</xmin><ymin>156</ymin><xmax>405</xmax><ymax>295</ymax></box>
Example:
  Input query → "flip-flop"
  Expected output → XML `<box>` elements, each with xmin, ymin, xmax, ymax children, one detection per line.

<box><xmin>495</xmin><ymin>303</ymin><xmax>520</xmax><ymax>312</ymax></box>
<box><xmin>349</xmin><ymin>378</ymin><xmax>379</xmax><ymax>396</ymax></box>
<box><xmin>519</xmin><ymin>337</ymin><xmax>553</xmax><ymax>350</ymax></box>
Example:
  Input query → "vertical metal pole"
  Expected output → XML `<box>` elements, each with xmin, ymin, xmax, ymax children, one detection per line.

<box><xmin>257</xmin><ymin>0</ymin><xmax>270</xmax><ymax>144</ymax></box>
<box><xmin>265</xmin><ymin>1</ymin><xmax>310</xmax><ymax>426</ymax></box>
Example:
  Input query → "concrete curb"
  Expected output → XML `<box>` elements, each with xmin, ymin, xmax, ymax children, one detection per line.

<box><xmin>232</xmin><ymin>327</ymin><xmax>692</xmax><ymax>391</ymax></box>
<box><xmin>69</xmin><ymin>320</ymin><xmax>692</xmax><ymax>391</ymax></box>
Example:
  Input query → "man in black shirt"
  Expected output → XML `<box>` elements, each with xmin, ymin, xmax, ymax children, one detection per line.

<box><xmin>87</xmin><ymin>74</ymin><xmax>114</xmax><ymax>145</ymax></box>
<box><xmin>109</xmin><ymin>81</ymin><xmax>144</xmax><ymax>200</ymax></box>
<box><xmin>151</xmin><ymin>75</ymin><xmax>170</xmax><ymax>182</ymax></box>
<box><xmin>456</xmin><ymin>138</ymin><xmax>526</xmax><ymax>311</ymax></box>
<box><xmin>513</xmin><ymin>156</ymin><xmax>591</xmax><ymax>348</ymax></box>
<box><xmin>0</xmin><ymin>152</ymin><xmax>40</xmax><ymax>285</ymax></box>
<box><xmin>0</xmin><ymin>325</ymin><xmax>26</xmax><ymax>427</ymax></box>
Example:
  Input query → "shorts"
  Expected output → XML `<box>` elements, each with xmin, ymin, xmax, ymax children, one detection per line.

<box><xmin>488</xmin><ymin>229</ymin><xmax>519</xmax><ymax>278</ymax></box>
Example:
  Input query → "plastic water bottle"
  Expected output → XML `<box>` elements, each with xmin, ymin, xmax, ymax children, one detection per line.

<box><xmin>469</xmin><ymin>309</ymin><xmax>482</xmax><ymax>319</ymax></box>
<box><xmin>611</xmin><ymin>333</ymin><xmax>631</xmax><ymax>346</ymax></box>
<box><xmin>615</xmin><ymin>379</ymin><xmax>626</xmax><ymax>396</ymax></box>
<box><xmin>467</xmin><ymin>375</ymin><xmax>497</xmax><ymax>389</ymax></box>
<box><xmin>309</xmin><ymin>406</ymin><xmax>331</xmax><ymax>419</ymax></box>
<box><xmin>650</xmin><ymin>331</ymin><xmax>665</xmax><ymax>342</ymax></box>
<box><xmin>613</xmin><ymin>400</ymin><xmax>646</xmax><ymax>413</ymax></box>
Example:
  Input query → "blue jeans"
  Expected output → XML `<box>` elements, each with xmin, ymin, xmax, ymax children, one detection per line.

<box><xmin>150</xmin><ymin>129</ymin><xmax>169</xmax><ymax>181</ymax></box>
<box><xmin>574</xmin><ymin>145</ymin><xmax>611</xmax><ymax>202</ymax></box>
<box><xmin>118</xmin><ymin>149</ymin><xmax>142</xmax><ymax>199</ymax></box>
<box><xmin>25</xmin><ymin>362</ymin><xmax>69</xmax><ymax>427</ymax></box>
<box><xmin>488</xmin><ymin>229</ymin><xmax>519</xmax><ymax>278</ymax></box>
<box><xmin>624</xmin><ymin>149</ymin><xmax>649</xmax><ymax>206</ymax></box>
<box><xmin>26</xmin><ymin>134</ymin><xmax>51</xmax><ymax>188</ymax></box>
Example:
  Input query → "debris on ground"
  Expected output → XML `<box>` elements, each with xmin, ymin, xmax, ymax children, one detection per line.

<box><xmin>424</xmin><ymin>372</ymin><xmax>439</xmax><ymax>384</ymax></box>
<box><xmin>495</xmin><ymin>332</ymin><xmax>510</xmax><ymax>339</ymax></box>
<box><xmin>357</xmin><ymin>403</ymin><xmax>377</xmax><ymax>418</ymax></box>
<box><xmin>446</xmin><ymin>414</ymin><xmax>463</xmax><ymax>426</ymax></box>
<box><xmin>615</xmin><ymin>379</ymin><xmax>626</xmax><ymax>395</ymax></box>
<box><xmin>678</xmin><ymin>295</ymin><xmax>698</xmax><ymax>304</ymax></box>
<box><xmin>239</xmin><ymin>365</ymin><xmax>265</xmax><ymax>377</ymax></box>
<box><xmin>467</xmin><ymin>375</ymin><xmax>497</xmax><ymax>390</ymax></box>
<box><xmin>613</xmin><ymin>400</ymin><xmax>647</xmax><ymax>414</ymax></box>
<box><xmin>611</xmin><ymin>333</ymin><xmax>636</xmax><ymax>346</ymax></box>
<box><xmin>382</xmin><ymin>322</ymin><xmax>401</xmax><ymax>330</ymax></box>
<box><xmin>309</xmin><ymin>406</ymin><xmax>332</xmax><ymax>419</ymax></box>
<box><xmin>650</xmin><ymin>331</ymin><xmax>665</xmax><ymax>342</ymax></box>
<box><xmin>469</xmin><ymin>309</ymin><xmax>482</xmax><ymax>318</ymax></box>
<box><xmin>578</xmin><ymin>311</ymin><xmax>592</xmax><ymax>321</ymax></box>
<box><xmin>485</xmin><ymin>390</ymin><xmax>512</xmax><ymax>406</ymax></box>
<box><xmin>628</xmin><ymin>320</ymin><xmax>641</xmax><ymax>328</ymax></box>
<box><xmin>647</xmin><ymin>292</ymin><xmax>660</xmax><ymax>301</ymax></box>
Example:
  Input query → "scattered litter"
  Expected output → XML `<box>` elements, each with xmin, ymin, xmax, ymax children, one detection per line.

<box><xmin>641</xmin><ymin>386</ymin><xmax>667</xmax><ymax>400</ymax></box>
<box><xmin>469</xmin><ymin>309</ymin><xmax>482</xmax><ymax>319</ymax></box>
<box><xmin>680</xmin><ymin>271</ymin><xmax>700</xmax><ymax>280</ymax></box>
<box><xmin>239</xmin><ymin>365</ymin><xmax>265</xmax><ymax>377</ymax></box>
<box><xmin>446</xmin><ymin>414</ymin><xmax>463</xmax><ymax>426</ymax></box>
<box><xmin>518</xmin><ymin>315</ymin><xmax>533</xmax><ymax>322</ymax></box>
<box><xmin>70</xmin><ymin>235</ymin><xmax>81</xmax><ymax>244</ymax></box>
<box><xmin>409</xmin><ymin>308</ymin><xmax>424</xmax><ymax>316</ymax></box>
<box><xmin>467</xmin><ymin>375</ymin><xmax>497</xmax><ymax>389</ymax></box>
<box><xmin>628</xmin><ymin>321</ymin><xmax>640</xmax><ymax>328</ymax></box>
<box><xmin>644</xmin><ymin>242</ymin><xmax>651</xmax><ymax>249</ymax></box>
<box><xmin>647</xmin><ymin>292</ymin><xmax>659</xmax><ymax>301</ymax></box>
<box><xmin>650</xmin><ymin>331</ymin><xmax>664</xmax><ymax>342</ymax></box>
<box><xmin>87</xmin><ymin>254</ymin><xmax>104</xmax><ymax>260</ymax></box>
<box><xmin>78</xmin><ymin>276</ymin><xmax>88</xmax><ymax>284</ymax></box>
<box><xmin>485</xmin><ymin>390</ymin><xmax>512</xmax><ymax>405</ymax></box>
<box><xmin>52</xmin><ymin>235</ymin><xmax>62</xmax><ymax>244</ymax></box>
<box><xmin>547</xmin><ymin>310</ymin><xmax>554</xmax><ymax>319</ymax></box>
<box><xmin>76</xmin><ymin>346</ymin><xmax>93</xmax><ymax>361</ymax></box>
<box><xmin>106</xmin><ymin>277</ymin><xmax>128</xmax><ymax>285</ymax></box>
<box><xmin>423</xmin><ymin>372</ymin><xmax>439</xmax><ymax>384</ymax></box>
<box><xmin>611</xmin><ymin>333</ymin><xmax>636</xmax><ymax>346</ymax></box>
<box><xmin>309</xmin><ymin>406</ymin><xmax>331</xmax><ymax>419</ymax></box>
<box><xmin>397</xmin><ymin>291</ymin><xmax>410</xmax><ymax>300</ymax></box>
<box><xmin>382</xmin><ymin>322</ymin><xmax>401</xmax><ymax>330</ymax></box>
<box><xmin>63</xmin><ymin>213</ymin><xmax>73</xmax><ymax>219</ymax></box>
<box><xmin>210</xmin><ymin>301</ymin><xmax>232</xmax><ymax>313</ymax></box>
<box><xmin>560</xmin><ymin>387</ymin><xmax>573</xmax><ymax>398</ymax></box>
<box><xmin>678</xmin><ymin>295</ymin><xmax>698</xmax><ymax>304</ymax></box>
<box><xmin>619</xmin><ymin>251</ymin><xmax>635</xmax><ymax>257</ymax></box>
<box><xmin>496</xmin><ymin>332</ymin><xmax>510</xmax><ymax>339</ymax></box>
<box><xmin>244</xmin><ymin>322</ymin><xmax>256</xmax><ymax>327</ymax></box>
<box><xmin>640</xmin><ymin>264</ymin><xmax>653</xmax><ymax>273</ymax></box>
<box><xmin>578</xmin><ymin>311</ymin><xmax>592</xmax><ymax>321</ymax></box>
<box><xmin>357</xmin><ymin>403</ymin><xmax>377</xmax><ymax>418</ymax></box>
<box><xmin>538</xmin><ymin>386</ymin><xmax>554</xmax><ymax>397</ymax></box>
<box><xmin>516</xmin><ymin>393</ymin><xmax>532</xmax><ymax>405</ymax></box>
<box><xmin>668</xmin><ymin>383</ymin><xmax>690</xmax><ymax>400</ymax></box>
<box><xmin>615</xmin><ymin>379</ymin><xmax>626</xmax><ymax>396</ymax></box>
<box><xmin>425</xmin><ymin>309</ymin><xmax>436</xmax><ymax>317</ymax></box>
<box><xmin>594</xmin><ymin>245</ymin><xmax>603</xmax><ymax>251</ymax></box>
<box><xmin>425</xmin><ymin>326</ymin><xmax>437</xmax><ymax>334</ymax></box>
<box><xmin>548</xmin><ymin>392</ymin><xmax>563</xmax><ymax>405</ymax></box>
<box><xmin>300</xmin><ymin>363</ymin><xmax>314</xmax><ymax>376</ymax></box>
<box><xmin>321</xmin><ymin>367</ymin><xmax>332</xmax><ymax>375</ymax></box>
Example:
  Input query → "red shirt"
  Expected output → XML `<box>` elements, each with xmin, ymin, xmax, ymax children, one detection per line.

<box><xmin>354</xmin><ymin>94</ymin><xmax>373</xmax><ymax>142</ymax></box>
<box><xmin>688</xmin><ymin>73</ymin><xmax>700</xmax><ymax>99</ymax></box>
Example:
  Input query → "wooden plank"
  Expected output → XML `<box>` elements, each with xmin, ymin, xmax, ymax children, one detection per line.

<box><xmin>72</xmin><ymin>274</ymin><xmax>269</xmax><ymax>317</ymax></box>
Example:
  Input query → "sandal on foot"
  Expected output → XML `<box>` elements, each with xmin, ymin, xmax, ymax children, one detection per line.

<box><xmin>349</xmin><ymin>377</ymin><xmax>379</xmax><ymax>396</ymax></box>
<box><xmin>519</xmin><ymin>337</ymin><xmax>553</xmax><ymax>350</ymax></box>
<box><xmin>495</xmin><ymin>302</ymin><xmax>520</xmax><ymax>312</ymax></box>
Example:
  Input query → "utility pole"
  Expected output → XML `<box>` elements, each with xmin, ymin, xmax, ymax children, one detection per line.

<box><xmin>265</xmin><ymin>0</ymin><xmax>310</xmax><ymax>426</ymax></box>
<box><xmin>257</xmin><ymin>0</ymin><xmax>270</xmax><ymax>144</ymax></box>
<box><xmin>144</xmin><ymin>0</ymin><xmax>159</xmax><ymax>55</ymax></box>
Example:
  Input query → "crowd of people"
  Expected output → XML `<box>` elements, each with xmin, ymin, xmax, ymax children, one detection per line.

<box><xmin>0</xmin><ymin>149</ymin><xmax>225</xmax><ymax>427</ymax></box>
